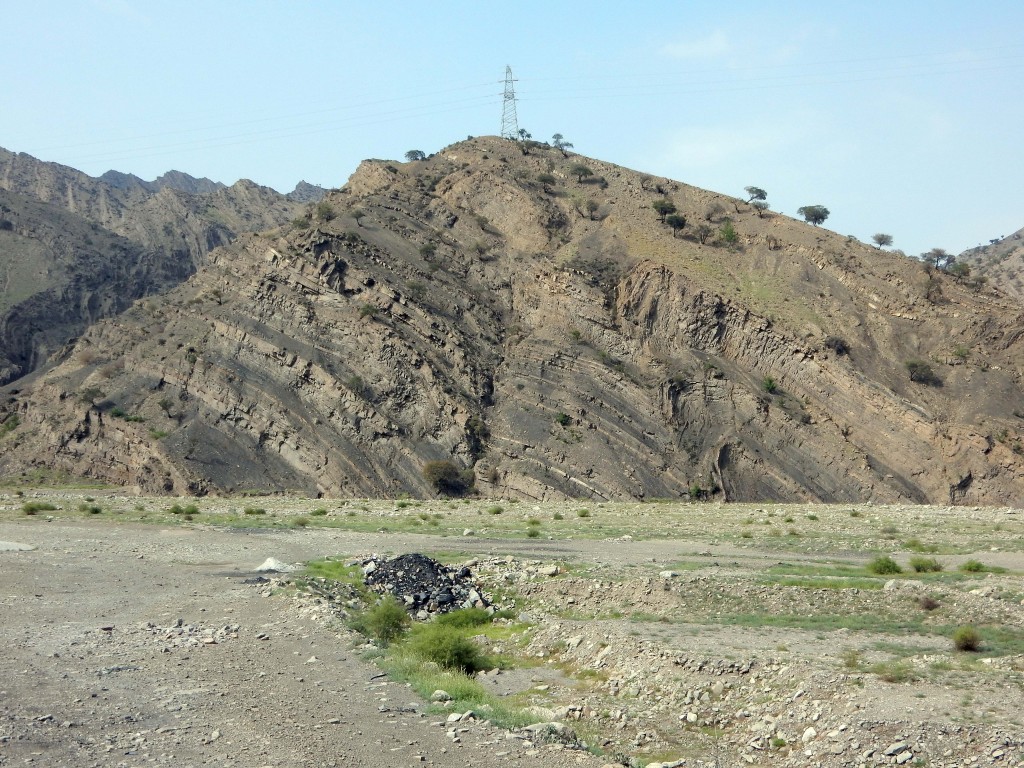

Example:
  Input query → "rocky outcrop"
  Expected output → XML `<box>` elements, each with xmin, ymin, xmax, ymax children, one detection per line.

<box><xmin>1</xmin><ymin>136</ymin><xmax>1021</xmax><ymax>503</ymax></box>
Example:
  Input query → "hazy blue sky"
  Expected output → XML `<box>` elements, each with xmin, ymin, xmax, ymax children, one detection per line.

<box><xmin>3</xmin><ymin>1</ymin><xmax>1021</xmax><ymax>256</ymax></box>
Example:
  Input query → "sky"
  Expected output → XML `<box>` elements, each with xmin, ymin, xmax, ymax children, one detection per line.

<box><xmin>2</xmin><ymin>1</ymin><xmax>1022</xmax><ymax>257</ymax></box>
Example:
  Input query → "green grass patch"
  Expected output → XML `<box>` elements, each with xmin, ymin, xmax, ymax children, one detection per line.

<box><xmin>959</xmin><ymin>560</ymin><xmax>1007</xmax><ymax>574</ymax></box>
<box><xmin>21</xmin><ymin>501</ymin><xmax>57</xmax><ymax>514</ymax></box>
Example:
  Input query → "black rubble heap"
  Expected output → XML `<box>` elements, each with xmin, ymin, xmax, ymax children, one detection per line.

<box><xmin>362</xmin><ymin>553</ymin><xmax>489</xmax><ymax>615</ymax></box>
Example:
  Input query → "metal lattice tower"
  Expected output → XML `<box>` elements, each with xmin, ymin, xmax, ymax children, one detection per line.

<box><xmin>500</xmin><ymin>66</ymin><xmax>519</xmax><ymax>139</ymax></box>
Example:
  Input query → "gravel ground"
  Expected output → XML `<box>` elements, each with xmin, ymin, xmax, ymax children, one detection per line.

<box><xmin>2</xmin><ymin>497</ymin><xmax>1023</xmax><ymax>767</ymax></box>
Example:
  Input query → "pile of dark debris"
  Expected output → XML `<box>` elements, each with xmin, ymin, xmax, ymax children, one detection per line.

<box><xmin>361</xmin><ymin>553</ymin><xmax>491</xmax><ymax>617</ymax></box>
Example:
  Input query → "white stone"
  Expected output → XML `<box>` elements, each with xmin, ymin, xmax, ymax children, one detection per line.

<box><xmin>801</xmin><ymin>727</ymin><xmax>817</xmax><ymax>744</ymax></box>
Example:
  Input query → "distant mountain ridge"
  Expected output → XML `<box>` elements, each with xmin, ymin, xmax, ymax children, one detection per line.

<box><xmin>0</xmin><ymin>146</ymin><xmax>320</xmax><ymax>383</ymax></box>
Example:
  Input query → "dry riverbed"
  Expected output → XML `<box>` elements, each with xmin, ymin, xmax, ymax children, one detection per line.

<box><xmin>1</xmin><ymin>491</ymin><xmax>1022</xmax><ymax>767</ymax></box>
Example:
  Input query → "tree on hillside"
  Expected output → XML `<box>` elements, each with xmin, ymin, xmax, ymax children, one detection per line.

<box><xmin>351</xmin><ymin>208</ymin><xmax>366</xmax><ymax>227</ymax></box>
<box><xmin>751</xmin><ymin>200</ymin><xmax>770</xmax><ymax>218</ymax></box>
<box><xmin>924</xmin><ymin>247</ymin><xmax>954</xmax><ymax>270</ymax></box>
<box><xmin>536</xmin><ymin>172</ymin><xmax>557</xmax><ymax>192</ymax></box>
<box><xmin>797</xmin><ymin>205</ymin><xmax>830</xmax><ymax>226</ymax></box>
<box><xmin>570</xmin><ymin>163</ymin><xmax>593</xmax><ymax>183</ymax></box>
<box><xmin>404</xmin><ymin>150</ymin><xmax>426</xmax><ymax>161</ymax></box>
<box><xmin>665</xmin><ymin>214</ymin><xmax>687</xmax><ymax>237</ymax></box>
<box><xmin>585</xmin><ymin>199</ymin><xmax>600</xmax><ymax>220</ymax></box>
<box><xmin>744</xmin><ymin>186</ymin><xmax>767</xmax><ymax>203</ymax></box>
<box><xmin>652</xmin><ymin>198</ymin><xmax>676</xmax><ymax>222</ymax></box>
<box><xmin>696</xmin><ymin>224</ymin><xmax>714</xmax><ymax>244</ymax></box>
<box><xmin>872</xmin><ymin>233</ymin><xmax>894</xmax><ymax>249</ymax></box>
<box><xmin>948</xmin><ymin>261</ymin><xmax>971</xmax><ymax>282</ymax></box>
<box><xmin>517</xmin><ymin>129</ymin><xmax>533</xmax><ymax>154</ymax></box>
<box><xmin>552</xmin><ymin>133</ymin><xmax>574</xmax><ymax>157</ymax></box>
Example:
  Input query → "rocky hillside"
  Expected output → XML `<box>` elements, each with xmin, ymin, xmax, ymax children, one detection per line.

<box><xmin>0</xmin><ymin>147</ymin><xmax>322</xmax><ymax>382</ymax></box>
<box><xmin>1</xmin><ymin>136</ymin><xmax>1021</xmax><ymax>503</ymax></box>
<box><xmin>959</xmin><ymin>226</ymin><xmax>1024</xmax><ymax>301</ymax></box>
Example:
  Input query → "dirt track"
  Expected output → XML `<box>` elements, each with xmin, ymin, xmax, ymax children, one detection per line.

<box><xmin>0</xmin><ymin>520</ymin><xmax>614</xmax><ymax>768</ymax></box>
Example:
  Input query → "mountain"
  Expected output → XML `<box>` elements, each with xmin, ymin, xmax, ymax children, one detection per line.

<box><xmin>1</xmin><ymin>136</ymin><xmax>1021</xmax><ymax>503</ymax></box>
<box><xmin>0</xmin><ymin>147</ymin><xmax>311</xmax><ymax>382</ymax></box>
<box><xmin>958</xmin><ymin>227</ymin><xmax>1024</xmax><ymax>301</ymax></box>
<box><xmin>287</xmin><ymin>180</ymin><xmax>328</xmax><ymax>203</ymax></box>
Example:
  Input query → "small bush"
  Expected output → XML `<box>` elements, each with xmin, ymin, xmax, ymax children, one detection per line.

<box><xmin>918</xmin><ymin>595</ymin><xmax>941</xmax><ymax>611</ymax></box>
<box><xmin>405</xmin><ymin>622</ymin><xmax>486</xmax><ymax>672</ymax></box>
<box><xmin>526</xmin><ymin>528</ymin><xmax>541</xmax><ymax>538</ymax></box>
<box><xmin>396</xmin><ymin>500</ymin><xmax>411</xmax><ymax>509</ymax></box>
<box><xmin>867</xmin><ymin>556</ymin><xmax>902</xmax><ymax>575</ymax></box>
<box><xmin>909</xmin><ymin>556</ymin><xmax>942</xmax><ymax>573</ymax></box>
<box><xmin>553</xmin><ymin>511</ymin><xmax>564</xmax><ymax>520</ymax></box>
<box><xmin>905</xmin><ymin>359</ymin><xmax>941</xmax><ymax>385</ymax></box>
<box><xmin>870</xmin><ymin>660</ymin><xmax>916</xmax><ymax>683</ymax></box>
<box><xmin>576</xmin><ymin>508</ymin><xmax>590</xmax><ymax>518</ymax></box>
<box><xmin>309</xmin><ymin>508</ymin><xmax>328</xmax><ymax>517</ymax></box>
<box><xmin>315</xmin><ymin>201</ymin><xmax>336</xmax><ymax>221</ymax></box>
<box><xmin>292</xmin><ymin>516</ymin><xmax>310</xmax><ymax>527</ymax></box>
<box><xmin>244</xmin><ymin>507</ymin><xmax>267</xmax><ymax>515</ymax></box>
<box><xmin>359</xmin><ymin>303</ymin><xmax>378</xmax><ymax>319</ymax></box>
<box><xmin>761</xmin><ymin>376</ymin><xmax>778</xmax><ymax>394</ymax></box>
<box><xmin>840</xmin><ymin>648</ymin><xmax>863</xmax><ymax>670</ymax></box>
<box><xmin>824</xmin><ymin>336</ymin><xmax>850</xmax><ymax>355</ymax></box>
<box><xmin>79</xmin><ymin>503</ymin><xmax>102</xmax><ymax>515</ymax></box>
<box><xmin>554</xmin><ymin>412</ymin><xmax>572</xmax><ymax>427</ymax></box>
<box><xmin>434</xmin><ymin>608</ymin><xmax>492</xmax><ymax>630</ymax></box>
<box><xmin>168</xmin><ymin>504</ymin><xmax>185</xmax><ymax>515</ymax></box>
<box><xmin>952</xmin><ymin>625</ymin><xmax>982</xmax><ymax>652</ymax></box>
<box><xmin>22</xmin><ymin>501</ymin><xmax>57</xmax><ymax>514</ymax></box>
<box><xmin>422</xmin><ymin>461</ymin><xmax>475</xmax><ymax>496</ymax></box>
<box><xmin>486</xmin><ymin>505</ymin><xmax>503</xmax><ymax>515</ymax></box>
<box><xmin>356</xmin><ymin>595</ymin><xmax>410</xmax><ymax>646</ymax></box>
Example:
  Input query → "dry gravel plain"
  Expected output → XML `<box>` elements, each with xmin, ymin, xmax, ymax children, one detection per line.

<box><xmin>1</xmin><ymin>491</ymin><xmax>1023</xmax><ymax>767</ymax></box>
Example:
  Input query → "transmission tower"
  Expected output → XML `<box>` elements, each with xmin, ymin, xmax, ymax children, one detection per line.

<box><xmin>500</xmin><ymin>66</ymin><xmax>519</xmax><ymax>139</ymax></box>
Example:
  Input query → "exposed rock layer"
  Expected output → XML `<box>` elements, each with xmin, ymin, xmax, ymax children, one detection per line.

<box><xmin>1</xmin><ymin>137</ymin><xmax>1021</xmax><ymax>503</ymax></box>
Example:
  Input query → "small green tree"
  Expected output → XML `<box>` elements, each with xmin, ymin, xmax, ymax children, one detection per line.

<box><xmin>948</xmin><ymin>261</ymin><xmax>971</xmax><ymax>281</ymax></box>
<box><xmin>924</xmin><ymin>248</ymin><xmax>955</xmax><ymax>270</ymax></box>
<box><xmin>404</xmin><ymin>150</ymin><xmax>426</xmax><ymax>161</ymax></box>
<box><xmin>570</xmin><ymin>163</ymin><xmax>593</xmax><ymax>183</ymax></box>
<box><xmin>536</xmin><ymin>172</ymin><xmax>557</xmax><ymax>191</ymax></box>
<box><xmin>78</xmin><ymin>387</ymin><xmax>106</xmax><ymax>406</ymax></box>
<box><xmin>422</xmin><ymin>460</ymin><xmax>475</xmax><ymax>496</ymax></box>
<box><xmin>719</xmin><ymin>220</ymin><xmax>739</xmax><ymax>244</ymax></box>
<box><xmin>744</xmin><ymin>186</ymin><xmax>767</xmax><ymax>203</ymax></box>
<box><xmin>871</xmin><ymin>233</ymin><xmax>893</xmax><ymax>249</ymax></box>
<box><xmin>905</xmin><ymin>359</ymin><xmax>940</xmax><ymax>385</ymax></box>
<box><xmin>652</xmin><ymin>198</ymin><xmax>676</xmax><ymax>222</ymax></box>
<box><xmin>351</xmin><ymin>208</ymin><xmax>365</xmax><ymax>227</ymax></box>
<box><xmin>797</xmin><ymin>205</ymin><xmax>830</xmax><ymax>226</ymax></box>
<box><xmin>552</xmin><ymin>133</ymin><xmax>573</xmax><ymax>157</ymax></box>
<box><xmin>315</xmin><ymin>201</ymin><xmax>336</xmax><ymax>222</ymax></box>
<box><xmin>665</xmin><ymin>213</ymin><xmax>687</xmax><ymax>237</ymax></box>
<box><xmin>751</xmin><ymin>200</ymin><xmax>770</xmax><ymax>218</ymax></box>
<box><xmin>585</xmin><ymin>199</ymin><xmax>599</xmax><ymax>220</ymax></box>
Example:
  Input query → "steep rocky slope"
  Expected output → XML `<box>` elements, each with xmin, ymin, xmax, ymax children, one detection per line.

<box><xmin>1</xmin><ymin>136</ymin><xmax>1021</xmax><ymax>503</ymax></box>
<box><xmin>959</xmin><ymin>226</ymin><xmax>1024</xmax><ymax>301</ymax></box>
<box><xmin>0</xmin><ymin>147</ymin><xmax>321</xmax><ymax>382</ymax></box>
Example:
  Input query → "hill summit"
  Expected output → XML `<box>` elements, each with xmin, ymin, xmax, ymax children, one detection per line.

<box><xmin>1</xmin><ymin>136</ymin><xmax>1021</xmax><ymax>503</ymax></box>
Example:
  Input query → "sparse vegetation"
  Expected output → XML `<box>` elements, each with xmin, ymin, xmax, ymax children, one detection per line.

<box><xmin>797</xmin><ymin>205</ymin><xmax>830</xmax><ymax>226</ymax></box>
<box><xmin>22</xmin><ymin>501</ymin><xmax>57</xmax><ymax>515</ymax></box>
<box><xmin>315</xmin><ymin>201</ymin><xmax>336</xmax><ymax>222</ymax></box>
<box><xmin>652</xmin><ymin>198</ymin><xmax>676</xmax><ymax>222</ymax></box>
<box><xmin>867</xmin><ymin>556</ymin><xmax>902</xmax><ymax>575</ymax></box>
<box><xmin>905</xmin><ymin>360</ymin><xmax>940</xmax><ymax>386</ymax></box>
<box><xmin>569</xmin><ymin>163</ymin><xmax>593</xmax><ymax>183</ymax></box>
<box><xmin>909</xmin><ymin>556</ymin><xmax>942</xmax><ymax>573</ymax></box>
<box><xmin>719</xmin><ymin>220</ymin><xmax>738</xmax><ymax>245</ymax></box>
<box><xmin>952</xmin><ymin>625</ymin><xmax>982</xmax><ymax>652</ymax></box>
<box><xmin>422</xmin><ymin>461</ymin><xmax>475</xmax><ymax>497</ymax></box>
